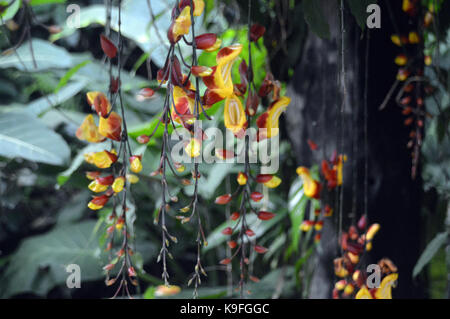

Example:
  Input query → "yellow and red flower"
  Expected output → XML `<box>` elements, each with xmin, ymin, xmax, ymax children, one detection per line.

<box><xmin>86</xmin><ymin>91</ymin><xmax>111</xmax><ymax>117</ymax></box>
<box><xmin>256</xmin><ymin>96</ymin><xmax>291</xmax><ymax>140</ymax></box>
<box><xmin>88</xmin><ymin>175</ymin><xmax>114</xmax><ymax>193</ymax></box>
<box><xmin>84</xmin><ymin>150</ymin><xmax>118</xmax><ymax>169</ymax></box>
<box><xmin>76</xmin><ymin>114</ymin><xmax>106</xmax><ymax>143</ymax></box>
<box><xmin>296</xmin><ymin>166</ymin><xmax>321</xmax><ymax>199</ymax></box>
<box><xmin>129</xmin><ymin>155</ymin><xmax>143</xmax><ymax>173</ymax></box>
<box><xmin>202</xmin><ymin>44</ymin><xmax>243</xmax><ymax>105</ymax></box>
<box><xmin>99</xmin><ymin>111</ymin><xmax>122</xmax><ymax>141</ymax></box>
<box><xmin>88</xmin><ymin>194</ymin><xmax>110</xmax><ymax>210</ymax></box>
<box><xmin>224</xmin><ymin>94</ymin><xmax>247</xmax><ymax>135</ymax></box>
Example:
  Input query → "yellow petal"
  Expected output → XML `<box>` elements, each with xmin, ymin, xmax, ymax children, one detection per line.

<box><xmin>265</xmin><ymin>96</ymin><xmax>291</xmax><ymax>138</ymax></box>
<box><xmin>99</xmin><ymin>112</ymin><xmax>122</xmax><ymax>141</ymax></box>
<box><xmin>375</xmin><ymin>273</ymin><xmax>398</xmax><ymax>299</ymax></box>
<box><xmin>355</xmin><ymin>286</ymin><xmax>373</xmax><ymax>299</ymax></box>
<box><xmin>224</xmin><ymin>95</ymin><xmax>246</xmax><ymax>134</ymax></box>
<box><xmin>185</xmin><ymin>138</ymin><xmax>201</xmax><ymax>158</ymax></box>
<box><xmin>112</xmin><ymin>176</ymin><xmax>125</xmax><ymax>193</ymax></box>
<box><xmin>76</xmin><ymin>114</ymin><xmax>105</xmax><ymax>143</ymax></box>
<box><xmin>193</xmin><ymin>0</ymin><xmax>205</xmax><ymax>16</ymax></box>
<box><xmin>173</xmin><ymin>6</ymin><xmax>192</xmax><ymax>39</ymax></box>
<box><xmin>264</xmin><ymin>175</ymin><xmax>281</xmax><ymax>188</ymax></box>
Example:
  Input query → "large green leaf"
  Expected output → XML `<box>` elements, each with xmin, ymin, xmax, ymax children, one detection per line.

<box><xmin>49</xmin><ymin>0</ymin><xmax>191</xmax><ymax>67</ymax></box>
<box><xmin>0</xmin><ymin>221</ymin><xmax>103</xmax><ymax>297</ymax></box>
<box><xmin>0</xmin><ymin>111</ymin><xmax>70</xmax><ymax>166</ymax></box>
<box><xmin>0</xmin><ymin>39</ymin><xmax>73</xmax><ymax>71</ymax></box>
<box><xmin>302</xmin><ymin>0</ymin><xmax>330</xmax><ymax>39</ymax></box>
<box><xmin>287</xmin><ymin>177</ymin><xmax>308</xmax><ymax>254</ymax></box>
<box><xmin>26</xmin><ymin>80</ymin><xmax>87</xmax><ymax>116</ymax></box>
<box><xmin>413</xmin><ymin>232</ymin><xmax>448</xmax><ymax>278</ymax></box>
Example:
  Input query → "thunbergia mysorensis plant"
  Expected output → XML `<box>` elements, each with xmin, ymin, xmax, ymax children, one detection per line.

<box><xmin>77</xmin><ymin>0</ymin><xmax>140</xmax><ymax>298</ymax></box>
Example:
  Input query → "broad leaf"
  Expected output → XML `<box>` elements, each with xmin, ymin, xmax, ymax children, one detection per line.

<box><xmin>0</xmin><ymin>221</ymin><xmax>103</xmax><ymax>297</ymax></box>
<box><xmin>0</xmin><ymin>111</ymin><xmax>70</xmax><ymax>166</ymax></box>
<box><xmin>0</xmin><ymin>39</ymin><xmax>73</xmax><ymax>71</ymax></box>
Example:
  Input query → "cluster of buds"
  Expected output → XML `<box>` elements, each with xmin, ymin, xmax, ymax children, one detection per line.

<box><xmin>215</xmin><ymin>172</ymin><xmax>282</xmax><ymax>284</ymax></box>
<box><xmin>332</xmin><ymin>215</ymin><xmax>398</xmax><ymax>299</ymax></box>
<box><xmin>389</xmin><ymin>0</ymin><xmax>436</xmax><ymax>178</ymax></box>
<box><xmin>294</xmin><ymin>148</ymin><xmax>347</xmax><ymax>249</ymax></box>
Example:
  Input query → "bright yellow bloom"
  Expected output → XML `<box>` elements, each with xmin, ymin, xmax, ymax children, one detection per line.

<box><xmin>173</xmin><ymin>6</ymin><xmax>191</xmax><ymax>40</ymax></box>
<box><xmin>355</xmin><ymin>285</ymin><xmax>373</xmax><ymax>299</ymax></box>
<box><xmin>224</xmin><ymin>94</ymin><xmax>246</xmax><ymax>134</ymax></box>
<box><xmin>193</xmin><ymin>0</ymin><xmax>205</xmax><ymax>16</ymax></box>
<box><xmin>375</xmin><ymin>273</ymin><xmax>398</xmax><ymax>299</ymax></box>
<box><xmin>98</xmin><ymin>111</ymin><xmax>122</xmax><ymax>141</ymax></box>
<box><xmin>185</xmin><ymin>138</ymin><xmax>201</xmax><ymax>158</ymax></box>
<box><xmin>129</xmin><ymin>156</ymin><xmax>143</xmax><ymax>173</ymax></box>
<box><xmin>237</xmin><ymin>172</ymin><xmax>248</xmax><ymax>186</ymax></box>
<box><xmin>296</xmin><ymin>167</ymin><xmax>321</xmax><ymax>199</ymax></box>
<box><xmin>76</xmin><ymin>114</ymin><xmax>105</xmax><ymax>143</ymax></box>
<box><xmin>256</xmin><ymin>96</ymin><xmax>291</xmax><ymax>139</ymax></box>
<box><xmin>112</xmin><ymin>176</ymin><xmax>125</xmax><ymax>193</ymax></box>
<box><xmin>264</xmin><ymin>175</ymin><xmax>281</xmax><ymax>188</ymax></box>
<box><xmin>88</xmin><ymin>180</ymin><xmax>108</xmax><ymax>193</ymax></box>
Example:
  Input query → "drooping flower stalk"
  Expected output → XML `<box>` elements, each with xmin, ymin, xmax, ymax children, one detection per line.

<box><xmin>77</xmin><ymin>0</ymin><xmax>141</xmax><ymax>298</ymax></box>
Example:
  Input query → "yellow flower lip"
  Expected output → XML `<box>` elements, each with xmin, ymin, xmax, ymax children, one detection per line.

<box><xmin>224</xmin><ymin>95</ymin><xmax>246</xmax><ymax>134</ymax></box>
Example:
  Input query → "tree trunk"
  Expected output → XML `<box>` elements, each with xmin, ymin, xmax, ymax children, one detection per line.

<box><xmin>285</xmin><ymin>0</ymin><xmax>424</xmax><ymax>298</ymax></box>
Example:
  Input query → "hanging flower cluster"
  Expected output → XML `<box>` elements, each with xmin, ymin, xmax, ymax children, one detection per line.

<box><xmin>332</xmin><ymin>215</ymin><xmax>398</xmax><ymax>299</ymax></box>
<box><xmin>212</xmin><ymin>22</ymin><xmax>291</xmax><ymax>295</ymax></box>
<box><xmin>76</xmin><ymin>4</ymin><xmax>141</xmax><ymax>296</ymax></box>
<box><xmin>295</xmin><ymin>149</ymin><xmax>347</xmax><ymax>245</ymax></box>
<box><xmin>388</xmin><ymin>0</ymin><xmax>436</xmax><ymax>178</ymax></box>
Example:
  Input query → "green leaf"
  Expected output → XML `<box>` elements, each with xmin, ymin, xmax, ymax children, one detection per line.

<box><xmin>0</xmin><ymin>221</ymin><xmax>103</xmax><ymax>297</ymax></box>
<box><xmin>54</xmin><ymin>60</ymin><xmax>91</xmax><ymax>93</ymax></box>
<box><xmin>0</xmin><ymin>0</ymin><xmax>21</xmax><ymax>24</ymax></box>
<box><xmin>30</xmin><ymin>0</ymin><xmax>65</xmax><ymax>5</ymax></box>
<box><xmin>0</xmin><ymin>111</ymin><xmax>70</xmax><ymax>166</ymax></box>
<box><xmin>0</xmin><ymin>39</ymin><xmax>73</xmax><ymax>71</ymax></box>
<box><xmin>413</xmin><ymin>232</ymin><xmax>448</xmax><ymax>278</ymax></box>
<box><xmin>346</xmin><ymin>0</ymin><xmax>377</xmax><ymax>30</ymax></box>
<box><xmin>302</xmin><ymin>0</ymin><xmax>330</xmax><ymax>39</ymax></box>
<box><xmin>287</xmin><ymin>177</ymin><xmax>308</xmax><ymax>255</ymax></box>
<box><xmin>27</xmin><ymin>80</ymin><xmax>87</xmax><ymax>116</ymax></box>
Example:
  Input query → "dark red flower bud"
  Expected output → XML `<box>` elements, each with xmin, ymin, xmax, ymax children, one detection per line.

<box><xmin>215</xmin><ymin>194</ymin><xmax>232</xmax><ymax>205</ymax></box>
<box><xmin>250</xmin><ymin>192</ymin><xmax>264</xmax><ymax>202</ymax></box>
<box><xmin>258</xmin><ymin>211</ymin><xmax>275</xmax><ymax>221</ymax></box>
<box><xmin>254</xmin><ymin>245</ymin><xmax>268</xmax><ymax>254</ymax></box>
<box><xmin>222</xmin><ymin>227</ymin><xmax>233</xmax><ymax>235</ymax></box>
<box><xmin>100</xmin><ymin>34</ymin><xmax>117</xmax><ymax>59</ymax></box>
<box><xmin>195</xmin><ymin>33</ymin><xmax>218</xmax><ymax>50</ymax></box>
<box><xmin>250</xmin><ymin>23</ymin><xmax>266</xmax><ymax>42</ymax></box>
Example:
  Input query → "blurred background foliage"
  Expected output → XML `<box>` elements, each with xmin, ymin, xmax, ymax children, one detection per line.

<box><xmin>0</xmin><ymin>0</ymin><xmax>448</xmax><ymax>298</ymax></box>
